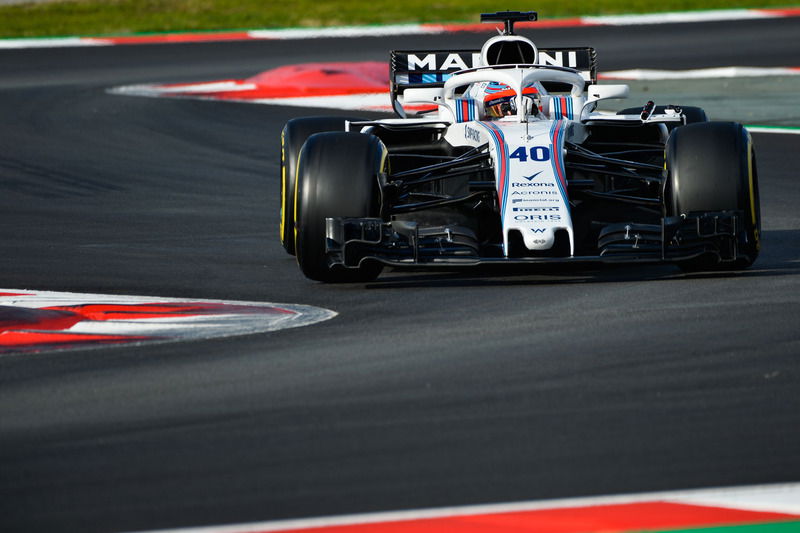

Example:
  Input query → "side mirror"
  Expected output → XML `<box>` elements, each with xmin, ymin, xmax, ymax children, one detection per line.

<box><xmin>586</xmin><ymin>84</ymin><xmax>630</xmax><ymax>103</ymax></box>
<box><xmin>401</xmin><ymin>87</ymin><xmax>451</xmax><ymax>121</ymax></box>
<box><xmin>402</xmin><ymin>87</ymin><xmax>445</xmax><ymax>105</ymax></box>
<box><xmin>581</xmin><ymin>84</ymin><xmax>630</xmax><ymax>120</ymax></box>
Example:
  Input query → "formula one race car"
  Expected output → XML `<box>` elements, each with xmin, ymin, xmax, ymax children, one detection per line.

<box><xmin>279</xmin><ymin>10</ymin><xmax>760</xmax><ymax>282</ymax></box>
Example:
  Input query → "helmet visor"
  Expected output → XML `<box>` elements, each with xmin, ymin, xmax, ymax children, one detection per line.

<box><xmin>483</xmin><ymin>87</ymin><xmax>539</xmax><ymax>119</ymax></box>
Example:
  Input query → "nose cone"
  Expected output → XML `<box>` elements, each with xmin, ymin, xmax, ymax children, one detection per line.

<box><xmin>521</xmin><ymin>226</ymin><xmax>554</xmax><ymax>249</ymax></box>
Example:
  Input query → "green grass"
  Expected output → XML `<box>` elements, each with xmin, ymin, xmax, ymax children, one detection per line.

<box><xmin>1</xmin><ymin>0</ymin><xmax>797</xmax><ymax>38</ymax></box>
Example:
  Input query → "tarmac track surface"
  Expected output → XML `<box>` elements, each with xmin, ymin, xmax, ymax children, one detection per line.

<box><xmin>0</xmin><ymin>18</ymin><xmax>799</xmax><ymax>533</ymax></box>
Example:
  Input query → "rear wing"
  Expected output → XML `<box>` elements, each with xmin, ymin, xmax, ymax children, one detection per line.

<box><xmin>390</xmin><ymin>47</ymin><xmax>597</xmax><ymax>113</ymax></box>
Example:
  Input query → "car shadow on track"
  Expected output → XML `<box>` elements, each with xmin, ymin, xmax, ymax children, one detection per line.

<box><xmin>363</xmin><ymin>229</ymin><xmax>800</xmax><ymax>289</ymax></box>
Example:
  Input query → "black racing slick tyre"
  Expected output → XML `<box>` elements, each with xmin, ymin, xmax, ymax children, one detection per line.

<box><xmin>665</xmin><ymin>121</ymin><xmax>761</xmax><ymax>270</ymax></box>
<box><xmin>294</xmin><ymin>132</ymin><xmax>386</xmax><ymax>282</ymax></box>
<box><xmin>280</xmin><ymin>116</ymin><xmax>363</xmax><ymax>255</ymax></box>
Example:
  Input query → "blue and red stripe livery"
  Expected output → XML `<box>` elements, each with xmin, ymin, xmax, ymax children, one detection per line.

<box><xmin>549</xmin><ymin>119</ymin><xmax>570</xmax><ymax>209</ymax></box>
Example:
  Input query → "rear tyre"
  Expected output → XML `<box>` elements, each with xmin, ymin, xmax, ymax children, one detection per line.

<box><xmin>280</xmin><ymin>116</ymin><xmax>363</xmax><ymax>255</ymax></box>
<box><xmin>294</xmin><ymin>132</ymin><xmax>386</xmax><ymax>282</ymax></box>
<box><xmin>665</xmin><ymin>122</ymin><xmax>761</xmax><ymax>270</ymax></box>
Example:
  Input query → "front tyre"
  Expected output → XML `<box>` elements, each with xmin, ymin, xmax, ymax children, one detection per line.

<box><xmin>665</xmin><ymin>122</ymin><xmax>761</xmax><ymax>270</ymax></box>
<box><xmin>294</xmin><ymin>132</ymin><xmax>386</xmax><ymax>282</ymax></box>
<box><xmin>280</xmin><ymin>116</ymin><xmax>363</xmax><ymax>255</ymax></box>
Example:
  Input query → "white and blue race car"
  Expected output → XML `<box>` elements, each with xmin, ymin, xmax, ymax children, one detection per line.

<box><xmin>279</xmin><ymin>11</ymin><xmax>760</xmax><ymax>282</ymax></box>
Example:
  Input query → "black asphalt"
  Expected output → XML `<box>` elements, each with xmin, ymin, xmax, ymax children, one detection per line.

<box><xmin>1</xmin><ymin>18</ymin><xmax>799</xmax><ymax>533</ymax></box>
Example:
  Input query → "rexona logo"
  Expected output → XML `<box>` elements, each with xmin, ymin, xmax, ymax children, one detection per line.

<box><xmin>523</xmin><ymin>171</ymin><xmax>544</xmax><ymax>181</ymax></box>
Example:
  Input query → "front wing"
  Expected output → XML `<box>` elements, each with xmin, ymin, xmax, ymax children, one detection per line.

<box><xmin>324</xmin><ymin>211</ymin><xmax>751</xmax><ymax>268</ymax></box>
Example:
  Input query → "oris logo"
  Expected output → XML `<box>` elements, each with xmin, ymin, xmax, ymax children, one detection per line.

<box><xmin>514</xmin><ymin>214</ymin><xmax>561</xmax><ymax>221</ymax></box>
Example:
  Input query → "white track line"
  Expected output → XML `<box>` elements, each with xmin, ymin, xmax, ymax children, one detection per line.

<box><xmin>582</xmin><ymin>8</ymin><xmax>777</xmax><ymax>25</ymax></box>
<box><xmin>0</xmin><ymin>37</ymin><xmax>108</xmax><ymax>48</ymax></box>
<box><xmin>247</xmin><ymin>24</ymin><xmax>443</xmax><ymax>40</ymax></box>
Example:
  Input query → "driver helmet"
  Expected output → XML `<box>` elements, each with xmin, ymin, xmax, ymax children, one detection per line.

<box><xmin>483</xmin><ymin>85</ymin><xmax>540</xmax><ymax>119</ymax></box>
